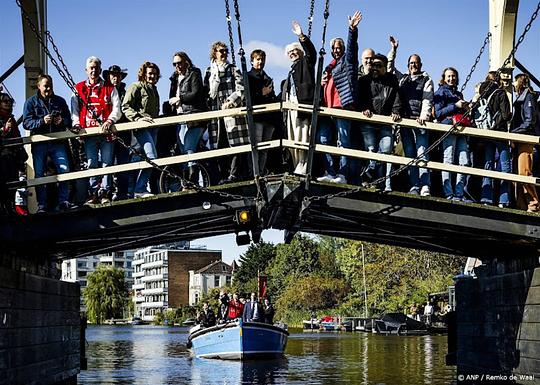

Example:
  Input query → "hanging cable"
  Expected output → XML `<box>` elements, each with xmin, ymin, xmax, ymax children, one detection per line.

<box><xmin>307</xmin><ymin>0</ymin><xmax>316</xmax><ymax>38</ymax></box>
<box><xmin>224</xmin><ymin>0</ymin><xmax>237</xmax><ymax>66</ymax></box>
<box><xmin>460</xmin><ymin>32</ymin><xmax>491</xmax><ymax>93</ymax></box>
<box><xmin>305</xmin><ymin>0</ymin><xmax>330</xmax><ymax>189</ymax></box>
<box><xmin>307</xmin><ymin>0</ymin><xmax>540</xmax><ymax>204</ymax></box>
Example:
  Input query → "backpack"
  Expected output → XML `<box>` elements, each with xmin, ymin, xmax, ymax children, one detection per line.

<box><xmin>473</xmin><ymin>89</ymin><xmax>501</xmax><ymax>130</ymax></box>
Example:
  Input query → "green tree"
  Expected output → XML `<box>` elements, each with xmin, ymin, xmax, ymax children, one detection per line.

<box><xmin>233</xmin><ymin>241</ymin><xmax>276</xmax><ymax>294</ymax></box>
<box><xmin>83</xmin><ymin>265</ymin><xmax>129</xmax><ymax>324</ymax></box>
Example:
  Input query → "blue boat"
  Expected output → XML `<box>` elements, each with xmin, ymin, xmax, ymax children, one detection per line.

<box><xmin>187</xmin><ymin>318</ymin><xmax>289</xmax><ymax>359</ymax></box>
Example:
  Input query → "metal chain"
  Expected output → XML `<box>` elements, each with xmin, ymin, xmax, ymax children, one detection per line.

<box><xmin>224</xmin><ymin>0</ymin><xmax>236</xmax><ymax>66</ymax></box>
<box><xmin>308</xmin><ymin>0</ymin><xmax>540</xmax><ymax>203</ymax></box>
<box><xmin>16</xmin><ymin>0</ymin><xmax>252</xmax><ymax>202</ymax></box>
<box><xmin>45</xmin><ymin>31</ymin><xmax>77</xmax><ymax>88</ymax></box>
<box><xmin>307</xmin><ymin>0</ymin><xmax>315</xmax><ymax>38</ymax></box>
<box><xmin>460</xmin><ymin>32</ymin><xmax>491</xmax><ymax>93</ymax></box>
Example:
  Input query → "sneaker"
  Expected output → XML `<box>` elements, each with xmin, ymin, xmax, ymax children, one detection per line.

<box><xmin>100</xmin><ymin>196</ymin><xmax>111</xmax><ymax>204</ymax></box>
<box><xmin>134</xmin><ymin>192</ymin><xmax>155</xmax><ymax>199</ymax></box>
<box><xmin>452</xmin><ymin>196</ymin><xmax>463</xmax><ymax>202</ymax></box>
<box><xmin>317</xmin><ymin>173</ymin><xmax>335</xmax><ymax>183</ymax></box>
<box><xmin>527</xmin><ymin>207</ymin><xmax>538</xmax><ymax>213</ymax></box>
<box><xmin>85</xmin><ymin>194</ymin><xmax>99</xmax><ymax>205</ymax></box>
<box><xmin>420</xmin><ymin>186</ymin><xmax>431</xmax><ymax>197</ymax></box>
<box><xmin>383</xmin><ymin>186</ymin><xmax>393</xmax><ymax>193</ymax></box>
<box><xmin>332</xmin><ymin>174</ymin><xmax>347</xmax><ymax>184</ymax></box>
<box><xmin>408</xmin><ymin>188</ymin><xmax>420</xmax><ymax>196</ymax></box>
<box><xmin>56</xmin><ymin>201</ymin><xmax>77</xmax><ymax>212</ymax></box>
<box><xmin>498</xmin><ymin>203</ymin><xmax>509</xmax><ymax>209</ymax></box>
<box><xmin>36</xmin><ymin>206</ymin><xmax>47</xmax><ymax>214</ymax></box>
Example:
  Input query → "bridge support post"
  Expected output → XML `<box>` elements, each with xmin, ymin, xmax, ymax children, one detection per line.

<box><xmin>454</xmin><ymin>255</ymin><xmax>540</xmax><ymax>380</ymax></box>
<box><xmin>0</xmin><ymin>252</ymin><xmax>81</xmax><ymax>385</ymax></box>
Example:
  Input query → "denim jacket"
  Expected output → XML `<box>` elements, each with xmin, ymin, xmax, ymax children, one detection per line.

<box><xmin>23</xmin><ymin>93</ymin><xmax>72</xmax><ymax>134</ymax></box>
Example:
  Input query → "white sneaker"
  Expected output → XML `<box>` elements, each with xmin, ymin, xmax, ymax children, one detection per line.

<box><xmin>134</xmin><ymin>192</ymin><xmax>155</xmax><ymax>199</ymax></box>
<box><xmin>420</xmin><ymin>185</ymin><xmax>431</xmax><ymax>197</ymax></box>
<box><xmin>332</xmin><ymin>174</ymin><xmax>347</xmax><ymax>184</ymax></box>
<box><xmin>317</xmin><ymin>173</ymin><xmax>334</xmax><ymax>183</ymax></box>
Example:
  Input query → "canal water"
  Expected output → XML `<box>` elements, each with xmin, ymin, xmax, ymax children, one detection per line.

<box><xmin>79</xmin><ymin>325</ymin><xmax>456</xmax><ymax>385</ymax></box>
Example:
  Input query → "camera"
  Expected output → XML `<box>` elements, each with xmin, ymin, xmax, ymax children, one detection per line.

<box><xmin>50</xmin><ymin>110</ymin><xmax>61</xmax><ymax>118</ymax></box>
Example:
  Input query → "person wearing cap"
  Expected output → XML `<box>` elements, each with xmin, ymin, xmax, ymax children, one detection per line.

<box><xmin>71</xmin><ymin>56</ymin><xmax>122</xmax><ymax>205</ymax></box>
<box><xmin>281</xmin><ymin>21</ymin><xmax>316</xmax><ymax>175</ymax></box>
<box><xmin>103</xmin><ymin>65</ymin><xmax>132</xmax><ymax>200</ymax></box>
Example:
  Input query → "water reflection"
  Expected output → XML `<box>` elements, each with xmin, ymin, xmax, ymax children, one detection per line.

<box><xmin>80</xmin><ymin>326</ymin><xmax>455</xmax><ymax>385</ymax></box>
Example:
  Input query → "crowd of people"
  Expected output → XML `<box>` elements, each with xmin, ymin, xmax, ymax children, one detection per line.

<box><xmin>1</xmin><ymin>9</ymin><xmax>539</xmax><ymax>214</ymax></box>
<box><xmin>196</xmin><ymin>291</ymin><xmax>275</xmax><ymax>328</ymax></box>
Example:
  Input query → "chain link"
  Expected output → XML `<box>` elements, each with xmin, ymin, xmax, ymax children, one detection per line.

<box><xmin>307</xmin><ymin>0</ymin><xmax>315</xmax><ymax>38</ymax></box>
<box><xmin>308</xmin><ymin>0</ymin><xmax>540</xmax><ymax>204</ymax></box>
<box><xmin>460</xmin><ymin>32</ymin><xmax>491</xmax><ymax>93</ymax></box>
<box><xmin>224</xmin><ymin>0</ymin><xmax>236</xmax><ymax>66</ymax></box>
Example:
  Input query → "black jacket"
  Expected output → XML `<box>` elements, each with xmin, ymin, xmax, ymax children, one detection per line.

<box><xmin>281</xmin><ymin>35</ymin><xmax>317</xmax><ymax>104</ymax></box>
<box><xmin>164</xmin><ymin>67</ymin><xmax>207</xmax><ymax>116</ymax></box>
<box><xmin>479</xmin><ymin>81</ymin><xmax>511</xmax><ymax>132</ymax></box>
<box><xmin>358</xmin><ymin>72</ymin><xmax>401</xmax><ymax>116</ymax></box>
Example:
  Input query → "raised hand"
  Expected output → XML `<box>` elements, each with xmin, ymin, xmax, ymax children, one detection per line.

<box><xmin>292</xmin><ymin>21</ymin><xmax>303</xmax><ymax>36</ymax></box>
<box><xmin>389</xmin><ymin>35</ymin><xmax>399</xmax><ymax>49</ymax></box>
<box><xmin>349</xmin><ymin>10</ymin><xmax>362</xmax><ymax>29</ymax></box>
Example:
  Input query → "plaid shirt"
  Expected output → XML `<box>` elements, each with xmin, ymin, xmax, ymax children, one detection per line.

<box><xmin>204</xmin><ymin>63</ymin><xmax>249</xmax><ymax>148</ymax></box>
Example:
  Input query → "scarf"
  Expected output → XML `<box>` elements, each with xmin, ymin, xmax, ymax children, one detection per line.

<box><xmin>209</xmin><ymin>61</ymin><xmax>228</xmax><ymax>99</ymax></box>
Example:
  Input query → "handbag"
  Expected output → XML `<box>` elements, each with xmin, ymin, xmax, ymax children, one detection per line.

<box><xmin>452</xmin><ymin>113</ymin><xmax>474</xmax><ymax>127</ymax></box>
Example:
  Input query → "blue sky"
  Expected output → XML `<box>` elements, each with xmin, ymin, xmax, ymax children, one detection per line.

<box><xmin>2</xmin><ymin>0</ymin><xmax>540</xmax><ymax>262</ymax></box>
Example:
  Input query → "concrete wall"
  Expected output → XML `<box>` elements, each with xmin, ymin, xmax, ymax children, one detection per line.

<box><xmin>456</xmin><ymin>256</ymin><xmax>540</xmax><ymax>383</ymax></box>
<box><xmin>0</xmin><ymin>253</ymin><xmax>80</xmax><ymax>385</ymax></box>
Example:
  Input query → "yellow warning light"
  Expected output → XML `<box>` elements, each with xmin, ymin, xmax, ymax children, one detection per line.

<box><xmin>238</xmin><ymin>210</ymin><xmax>250</xmax><ymax>223</ymax></box>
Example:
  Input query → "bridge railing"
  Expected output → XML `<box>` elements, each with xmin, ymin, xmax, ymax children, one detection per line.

<box><xmin>5</xmin><ymin>102</ymin><xmax>540</xmax><ymax>190</ymax></box>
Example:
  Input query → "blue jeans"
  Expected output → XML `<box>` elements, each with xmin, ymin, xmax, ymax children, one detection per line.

<box><xmin>401</xmin><ymin>126</ymin><xmax>430</xmax><ymax>191</ymax></box>
<box><xmin>317</xmin><ymin>118</ymin><xmax>352</xmax><ymax>177</ymax></box>
<box><xmin>441</xmin><ymin>118</ymin><xmax>469</xmax><ymax>198</ymax></box>
<box><xmin>133</xmin><ymin>128</ymin><xmax>158</xmax><ymax>194</ymax></box>
<box><xmin>32</xmin><ymin>142</ymin><xmax>70</xmax><ymax>208</ymax></box>
<box><xmin>360</xmin><ymin>124</ymin><xmax>393</xmax><ymax>190</ymax></box>
<box><xmin>177</xmin><ymin>124</ymin><xmax>204</xmax><ymax>167</ymax></box>
<box><xmin>481</xmin><ymin>140</ymin><xmax>510</xmax><ymax>205</ymax></box>
<box><xmin>84</xmin><ymin>136</ymin><xmax>115</xmax><ymax>193</ymax></box>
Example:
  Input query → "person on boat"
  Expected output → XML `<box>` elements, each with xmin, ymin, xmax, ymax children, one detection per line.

<box><xmin>103</xmin><ymin>65</ymin><xmax>131</xmax><ymax>201</ymax></box>
<box><xmin>357</xmin><ymin>54</ymin><xmax>401</xmax><ymax>192</ymax></box>
<box><xmin>122</xmin><ymin>61</ymin><xmax>161</xmax><ymax>198</ymax></box>
<box><xmin>218</xmin><ymin>290</ymin><xmax>229</xmax><ymax>322</ymax></box>
<box><xmin>72</xmin><ymin>56</ymin><xmax>122</xmax><ymax>205</ymax></box>
<box><xmin>242</xmin><ymin>292</ymin><xmax>265</xmax><ymax>323</ymax></box>
<box><xmin>511</xmin><ymin>73</ymin><xmax>539</xmax><ymax>212</ymax></box>
<box><xmin>197</xmin><ymin>302</ymin><xmax>216</xmax><ymax>328</ymax></box>
<box><xmin>247</xmin><ymin>49</ymin><xmax>277</xmax><ymax>175</ymax></box>
<box><xmin>434</xmin><ymin>67</ymin><xmax>471</xmax><ymax>201</ymax></box>
<box><xmin>166</xmin><ymin>51</ymin><xmax>207</xmax><ymax>184</ymax></box>
<box><xmin>23</xmin><ymin>74</ymin><xmax>75</xmax><ymax>213</ymax></box>
<box><xmin>204</xmin><ymin>41</ymin><xmax>248</xmax><ymax>184</ymax></box>
<box><xmin>263</xmin><ymin>298</ymin><xmax>275</xmax><ymax>324</ymax></box>
<box><xmin>316</xmin><ymin>10</ymin><xmax>362</xmax><ymax>185</ymax></box>
<box><xmin>227</xmin><ymin>293</ymin><xmax>244</xmax><ymax>320</ymax></box>
<box><xmin>0</xmin><ymin>92</ymin><xmax>27</xmax><ymax>214</ymax></box>
<box><xmin>391</xmin><ymin>53</ymin><xmax>434</xmax><ymax>197</ymax></box>
<box><xmin>281</xmin><ymin>20</ymin><xmax>317</xmax><ymax>175</ymax></box>
<box><xmin>423</xmin><ymin>301</ymin><xmax>434</xmax><ymax>325</ymax></box>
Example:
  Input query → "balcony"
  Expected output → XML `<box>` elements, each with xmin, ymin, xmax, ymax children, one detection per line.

<box><xmin>133</xmin><ymin>271</ymin><xmax>144</xmax><ymax>278</ymax></box>
<box><xmin>141</xmin><ymin>259</ymin><xmax>167</xmax><ymax>269</ymax></box>
<box><xmin>132</xmin><ymin>258</ymin><xmax>144</xmax><ymax>266</ymax></box>
<box><xmin>140</xmin><ymin>301</ymin><xmax>168</xmax><ymax>308</ymax></box>
<box><xmin>141</xmin><ymin>273</ymin><xmax>168</xmax><ymax>282</ymax></box>
<box><xmin>132</xmin><ymin>283</ymin><xmax>145</xmax><ymax>290</ymax></box>
<box><xmin>143</xmin><ymin>287</ymin><xmax>168</xmax><ymax>295</ymax></box>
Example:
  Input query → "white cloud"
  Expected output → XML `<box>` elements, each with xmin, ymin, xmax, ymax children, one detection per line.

<box><xmin>243</xmin><ymin>40</ymin><xmax>290</xmax><ymax>69</ymax></box>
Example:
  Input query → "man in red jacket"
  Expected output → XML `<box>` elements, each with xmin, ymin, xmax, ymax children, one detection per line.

<box><xmin>227</xmin><ymin>293</ymin><xmax>244</xmax><ymax>320</ymax></box>
<box><xmin>71</xmin><ymin>56</ymin><xmax>121</xmax><ymax>205</ymax></box>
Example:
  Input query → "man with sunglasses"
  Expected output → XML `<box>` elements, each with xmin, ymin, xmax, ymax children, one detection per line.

<box><xmin>357</xmin><ymin>54</ymin><xmax>401</xmax><ymax>192</ymax></box>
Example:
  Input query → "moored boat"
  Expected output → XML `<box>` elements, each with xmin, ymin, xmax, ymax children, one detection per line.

<box><xmin>302</xmin><ymin>318</ymin><xmax>320</xmax><ymax>330</ymax></box>
<box><xmin>187</xmin><ymin>318</ymin><xmax>289</xmax><ymax>359</ymax></box>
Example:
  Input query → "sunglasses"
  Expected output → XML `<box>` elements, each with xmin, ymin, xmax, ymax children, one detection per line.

<box><xmin>372</xmin><ymin>63</ymin><xmax>383</xmax><ymax>68</ymax></box>
<box><xmin>172</xmin><ymin>61</ymin><xmax>183</xmax><ymax>67</ymax></box>
<box><xmin>217</xmin><ymin>49</ymin><xmax>229</xmax><ymax>54</ymax></box>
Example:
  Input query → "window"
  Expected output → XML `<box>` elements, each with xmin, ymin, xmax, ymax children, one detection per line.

<box><xmin>214</xmin><ymin>275</ymin><xmax>220</xmax><ymax>287</ymax></box>
<box><xmin>226</xmin><ymin>276</ymin><xmax>232</xmax><ymax>286</ymax></box>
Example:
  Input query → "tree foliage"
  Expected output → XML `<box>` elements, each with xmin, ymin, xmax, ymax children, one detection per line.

<box><xmin>232</xmin><ymin>241</ymin><xmax>276</xmax><ymax>294</ymax></box>
<box><xmin>83</xmin><ymin>265</ymin><xmax>129</xmax><ymax>324</ymax></box>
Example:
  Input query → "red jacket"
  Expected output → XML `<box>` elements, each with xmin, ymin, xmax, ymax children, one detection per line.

<box><xmin>75</xmin><ymin>80</ymin><xmax>115</xmax><ymax>128</ymax></box>
<box><xmin>227</xmin><ymin>300</ymin><xmax>244</xmax><ymax>319</ymax></box>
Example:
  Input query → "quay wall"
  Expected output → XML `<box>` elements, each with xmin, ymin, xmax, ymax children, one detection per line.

<box><xmin>0</xmin><ymin>251</ymin><xmax>80</xmax><ymax>385</ymax></box>
<box><xmin>456</xmin><ymin>256</ymin><xmax>540</xmax><ymax>384</ymax></box>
